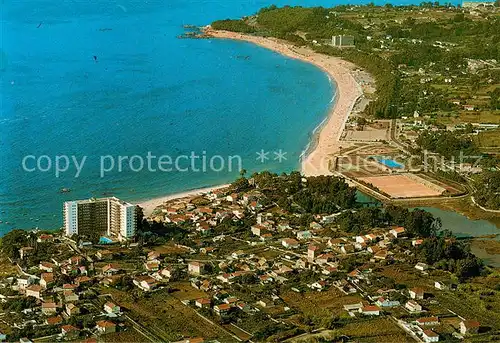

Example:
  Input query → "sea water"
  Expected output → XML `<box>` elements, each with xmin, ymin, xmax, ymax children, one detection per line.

<box><xmin>0</xmin><ymin>0</ymin><xmax>462</xmax><ymax>233</ymax></box>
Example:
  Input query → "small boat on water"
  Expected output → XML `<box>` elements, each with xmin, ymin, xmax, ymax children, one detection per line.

<box><xmin>60</xmin><ymin>188</ymin><xmax>71</xmax><ymax>193</ymax></box>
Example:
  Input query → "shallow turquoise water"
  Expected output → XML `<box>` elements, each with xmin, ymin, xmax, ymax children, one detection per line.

<box><xmin>378</xmin><ymin>158</ymin><xmax>404</xmax><ymax>169</ymax></box>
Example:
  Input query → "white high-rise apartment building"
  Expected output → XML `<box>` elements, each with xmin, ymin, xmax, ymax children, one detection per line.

<box><xmin>63</xmin><ymin>197</ymin><xmax>137</xmax><ymax>241</ymax></box>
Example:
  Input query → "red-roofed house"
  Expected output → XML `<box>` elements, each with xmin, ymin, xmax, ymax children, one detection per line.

<box><xmin>282</xmin><ymin>238</ymin><xmax>299</xmax><ymax>249</ymax></box>
<box><xmin>25</xmin><ymin>285</ymin><xmax>42</xmax><ymax>299</ymax></box>
<box><xmin>37</xmin><ymin>234</ymin><xmax>54</xmax><ymax>242</ymax></box>
<box><xmin>40</xmin><ymin>273</ymin><xmax>55</xmax><ymax>289</ymax></box>
<box><xmin>133</xmin><ymin>276</ymin><xmax>158</xmax><ymax>292</ymax></box>
<box><xmin>422</xmin><ymin>330</ymin><xmax>439</xmax><ymax>343</ymax></box>
<box><xmin>214</xmin><ymin>303</ymin><xmax>231</xmax><ymax>316</ymax></box>
<box><xmin>39</xmin><ymin>262</ymin><xmax>56</xmax><ymax>272</ymax></box>
<box><xmin>389</xmin><ymin>227</ymin><xmax>406</xmax><ymax>238</ymax></box>
<box><xmin>195</xmin><ymin>298</ymin><xmax>211</xmax><ymax>309</ymax></box>
<box><xmin>307</xmin><ymin>244</ymin><xmax>321</xmax><ymax>260</ymax></box>
<box><xmin>412</xmin><ymin>239</ymin><xmax>424</xmax><ymax>247</ymax></box>
<box><xmin>46</xmin><ymin>315</ymin><xmax>63</xmax><ymax>326</ymax></box>
<box><xmin>96</xmin><ymin>320</ymin><xmax>116</xmax><ymax>334</ymax></box>
<box><xmin>409</xmin><ymin>287</ymin><xmax>424</xmax><ymax>300</ymax></box>
<box><xmin>102</xmin><ymin>264</ymin><xmax>121</xmax><ymax>276</ymax></box>
<box><xmin>359</xmin><ymin>305</ymin><xmax>380</xmax><ymax>316</ymax></box>
<box><xmin>405</xmin><ymin>300</ymin><xmax>422</xmax><ymax>313</ymax></box>
<box><xmin>144</xmin><ymin>261</ymin><xmax>160</xmax><ymax>272</ymax></box>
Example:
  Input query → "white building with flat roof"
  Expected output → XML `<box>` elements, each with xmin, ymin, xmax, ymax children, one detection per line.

<box><xmin>64</xmin><ymin>197</ymin><xmax>137</xmax><ymax>241</ymax></box>
<box><xmin>331</xmin><ymin>35</ymin><xmax>355</xmax><ymax>48</ymax></box>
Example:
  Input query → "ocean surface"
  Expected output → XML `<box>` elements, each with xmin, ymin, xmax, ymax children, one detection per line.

<box><xmin>0</xmin><ymin>0</ymin><xmax>463</xmax><ymax>233</ymax></box>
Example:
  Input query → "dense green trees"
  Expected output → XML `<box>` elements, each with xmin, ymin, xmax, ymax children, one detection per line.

<box><xmin>256</xmin><ymin>6</ymin><xmax>331</xmax><ymax>35</ymax></box>
<box><xmin>0</xmin><ymin>229</ymin><xmax>27</xmax><ymax>259</ymax></box>
<box><xmin>419</xmin><ymin>237</ymin><xmax>483</xmax><ymax>279</ymax></box>
<box><xmin>336</xmin><ymin>205</ymin><xmax>442</xmax><ymax>237</ymax></box>
<box><xmin>0</xmin><ymin>296</ymin><xmax>37</xmax><ymax>312</ymax></box>
<box><xmin>489</xmin><ymin>87</ymin><xmax>500</xmax><ymax>110</ymax></box>
<box><xmin>246</xmin><ymin>172</ymin><xmax>357</xmax><ymax>214</ymax></box>
<box><xmin>474</xmin><ymin>170</ymin><xmax>500</xmax><ymax>209</ymax></box>
<box><xmin>211</xmin><ymin>19</ymin><xmax>255</xmax><ymax>33</ymax></box>
<box><xmin>293</xmin><ymin>175</ymin><xmax>357</xmax><ymax>212</ymax></box>
<box><xmin>211</xmin><ymin>4</ymin><xmax>500</xmax><ymax>120</ymax></box>
<box><xmin>416</xmin><ymin>130</ymin><xmax>478</xmax><ymax>160</ymax></box>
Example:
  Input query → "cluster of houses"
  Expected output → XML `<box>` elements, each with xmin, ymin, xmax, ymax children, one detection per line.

<box><xmin>0</xmin><ymin>184</ymin><xmax>487</xmax><ymax>342</ymax></box>
<box><xmin>342</xmin><ymin>283</ymin><xmax>481</xmax><ymax>342</ymax></box>
<box><xmin>151</xmin><ymin>189</ymin><xmax>265</xmax><ymax>232</ymax></box>
<box><xmin>0</xmin><ymin>240</ymin><xmax>135</xmax><ymax>341</ymax></box>
<box><xmin>142</xmin><ymin>188</ymin><xmax>485</xmax><ymax>341</ymax></box>
<box><xmin>398</xmin><ymin>315</ymin><xmax>481</xmax><ymax>342</ymax></box>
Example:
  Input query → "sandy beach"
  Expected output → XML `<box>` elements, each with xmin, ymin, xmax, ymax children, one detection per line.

<box><xmin>138</xmin><ymin>30</ymin><xmax>366</xmax><ymax>216</ymax></box>
<box><xmin>138</xmin><ymin>184</ymin><xmax>230</xmax><ymax>216</ymax></box>
<box><xmin>205</xmin><ymin>28</ymin><xmax>365</xmax><ymax>176</ymax></box>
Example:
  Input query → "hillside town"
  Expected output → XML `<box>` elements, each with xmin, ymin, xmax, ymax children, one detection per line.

<box><xmin>0</xmin><ymin>173</ymin><xmax>497</xmax><ymax>343</ymax></box>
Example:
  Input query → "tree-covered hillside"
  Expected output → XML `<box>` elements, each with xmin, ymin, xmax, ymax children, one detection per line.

<box><xmin>212</xmin><ymin>4</ymin><xmax>500</xmax><ymax>120</ymax></box>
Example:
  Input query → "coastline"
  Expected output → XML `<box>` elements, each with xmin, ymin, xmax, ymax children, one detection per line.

<box><xmin>137</xmin><ymin>184</ymin><xmax>231</xmax><ymax>217</ymax></box>
<box><xmin>136</xmin><ymin>29</ymin><xmax>364</xmax><ymax>217</ymax></box>
<box><xmin>204</xmin><ymin>28</ymin><xmax>364</xmax><ymax>176</ymax></box>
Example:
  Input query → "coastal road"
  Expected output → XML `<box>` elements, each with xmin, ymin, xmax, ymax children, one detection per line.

<box><xmin>390</xmin><ymin>119</ymin><xmax>412</xmax><ymax>155</ymax></box>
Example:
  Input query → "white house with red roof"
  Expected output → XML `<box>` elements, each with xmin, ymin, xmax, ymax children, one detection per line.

<box><xmin>104</xmin><ymin>302</ymin><xmax>120</xmax><ymax>314</ymax></box>
<box><xmin>214</xmin><ymin>303</ymin><xmax>231</xmax><ymax>316</ymax></box>
<box><xmin>195</xmin><ymin>298</ymin><xmax>211</xmax><ymax>309</ymax></box>
<box><xmin>389</xmin><ymin>227</ymin><xmax>406</xmax><ymax>238</ymax></box>
<box><xmin>96</xmin><ymin>320</ymin><xmax>116</xmax><ymax>334</ymax></box>
<box><xmin>405</xmin><ymin>300</ymin><xmax>422</xmax><ymax>312</ymax></box>
<box><xmin>282</xmin><ymin>238</ymin><xmax>299</xmax><ymax>249</ymax></box>
<box><xmin>409</xmin><ymin>287</ymin><xmax>424</xmax><ymax>300</ymax></box>
<box><xmin>416</xmin><ymin>317</ymin><xmax>439</xmax><ymax>326</ymax></box>
<box><xmin>359</xmin><ymin>305</ymin><xmax>380</xmax><ymax>316</ymax></box>
<box><xmin>307</xmin><ymin>244</ymin><xmax>321</xmax><ymax>260</ymax></box>
<box><xmin>422</xmin><ymin>329</ymin><xmax>439</xmax><ymax>342</ymax></box>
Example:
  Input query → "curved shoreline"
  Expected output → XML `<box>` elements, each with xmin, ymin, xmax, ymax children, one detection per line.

<box><xmin>204</xmin><ymin>28</ymin><xmax>364</xmax><ymax>176</ymax></box>
<box><xmin>138</xmin><ymin>184</ymin><xmax>231</xmax><ymax>216</ymax></box>
<box><xmin>138</xmin><ymin>30</ymin><xmax>366</xmax><ymax>217</ymax></box>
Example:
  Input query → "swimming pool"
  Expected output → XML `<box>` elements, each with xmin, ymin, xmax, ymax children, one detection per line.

<box><xmin>99</xmin><ymin>237</ymin><xmax>113</xmax><ymax>244</ymax></box>
<box><xmin>377</xmin><ymin>158</ymin><xmax>404</xmax><ymax>169</ymax></box>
